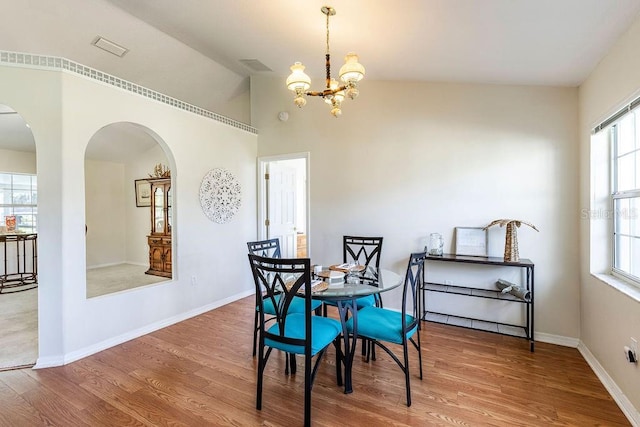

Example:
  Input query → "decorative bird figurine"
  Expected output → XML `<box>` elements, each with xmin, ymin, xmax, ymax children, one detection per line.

<box><xmin>484</xmin><ymin>219</ymin><xmax>539</xmax><ymax>262</ymax></box>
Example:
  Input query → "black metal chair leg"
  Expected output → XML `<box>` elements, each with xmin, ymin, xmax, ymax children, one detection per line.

<box><xmin>304</xmin><ymin>353</ymin><xmax>312</xmax><ymax>427</ymax></box>
<box><xmin>252</xmin><ymin>310</ymin><xmax>259</xmax><ymax>357</ymax></box>
<box><xmin>290</xmin><ymin>353</ymin><xmax>297</xmax><ymax>375</ymax></box>
<box><xmin>403</xmin><ymin>340</ymin><xmax>411</xmax><ymax>407</ymax></box>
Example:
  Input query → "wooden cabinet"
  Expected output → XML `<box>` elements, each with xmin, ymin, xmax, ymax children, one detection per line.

<box><xmin>146</xmin><ymin>178</ymin><xmax>172</xmax><ymax>278</ymax></box>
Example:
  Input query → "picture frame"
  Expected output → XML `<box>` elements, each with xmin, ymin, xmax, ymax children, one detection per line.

<box><xmin>135</xmin><ymin>179</ymin><xmax>151</xmax><ymax>207</ymax></box>
<box><xmin>454</xmin><ymin>227</ymin><xmax>488</xmax><ymax>257</ymax></box>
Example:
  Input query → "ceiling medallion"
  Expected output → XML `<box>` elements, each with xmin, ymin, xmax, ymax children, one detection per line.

<box><xmin>285</xmin><ymin>5</ymin><xmax>365</xmax><ymax>117</ymax></box>
<box><xmin>199</xmin><ymin>168</ymin><xmax>242</xmax><ymax>224</ymax></box>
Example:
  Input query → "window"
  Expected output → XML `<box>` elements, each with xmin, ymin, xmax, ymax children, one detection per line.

<box><xmin>611</xmin><ymin>112</ymin><xmax>640</xmax><ymax>284</ymax></box>
<box><xmin>0</xmin><ymin>172</ymin><xmax>37</xmax><ymax>233</ymax></box>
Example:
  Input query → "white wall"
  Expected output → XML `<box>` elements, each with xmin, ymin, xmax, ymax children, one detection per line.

<box><xmin>0</xmin><ymin>148</ymin><xmax>36</xmax><ymax>173</ymax></box>
<box><xmin>579</xmin><ymin>13</ymin><xmax>640</xmax><ymax>418</ymax></box>
<box><xmin>0</xmin><ymin>64</ymin><xmax>257</xmax><ymax>365</ymax></box>
<box><xmin>85</xmin><ymin>145</ymin><xmax>170</xmax><ymax>269</ymax></box>
<box><xmin>84</xmin><ymin>159</ymin><xmax>126</xmax><ymax>268</ymax></box>
<box><xmin>252</xmin><ymin>75</ymin><xmax>580</xmax><ymax>340</ymax></box>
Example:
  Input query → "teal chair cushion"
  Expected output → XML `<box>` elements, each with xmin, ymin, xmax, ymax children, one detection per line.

<box><xmin>260</xmin><ymin>295</ymin><xmax>322</xmax><ymax>315</ymax></box>
<box><xmin>346</xmin><ymin>306</ymin><xmax>417</xmax><ymax>345</ymax></box>
<box><xmin>265</xmin><ymin>313</ymin><xmax>342</xmax><ymax>356</ymax></box>
<box><xmin>323</xmin><ymin>294</ymin><xmax>376</xmax><ymax>309</ymax></box>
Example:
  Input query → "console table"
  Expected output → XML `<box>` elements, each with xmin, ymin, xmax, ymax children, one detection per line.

<box><xmin>0</xmin><ymin>233</ymin><xmax>38</xmax><ymax>293</ymax></box>
<box><xmin>421</xmin><ymin>253</ymin><xmax>534</xmax><ymax>351</ymax></box>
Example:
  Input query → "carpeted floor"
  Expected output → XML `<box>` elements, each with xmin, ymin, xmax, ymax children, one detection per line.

<box><xmin>0</xmin><ymin>263</ymin><xmax>169</xmax><ymax>370</ymax></box>
<box><xmin>86</xmin><ymin>263</ymin><xmax>168</xmax><ymax>298</ymax></box>
<box><xmin>0</xmin><ymin>288</ymin><xmax>37</xmax><ymax>370</ymax></box>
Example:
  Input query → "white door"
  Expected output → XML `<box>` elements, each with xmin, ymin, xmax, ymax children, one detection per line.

<box><xmin>268</xmin><ymin>161</ymin><xmax>298</xmax><ymax>257</ymax></box>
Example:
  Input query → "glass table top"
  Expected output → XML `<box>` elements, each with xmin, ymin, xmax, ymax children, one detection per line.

<box><xmin>311</xmin><ymin>267</ymin><xmax>403</xmax><ymax>300</ymax></box>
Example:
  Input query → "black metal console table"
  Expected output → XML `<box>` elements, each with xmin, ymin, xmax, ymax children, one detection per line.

<box><xmin>0</xmin><ymin>233</ymin><xmax>38</xmax><ymax>293</ymax></box>
<box><xmin>421</xmin><ymin>253</ymin><xmax>534</xmax><ymax>351</ymax></box>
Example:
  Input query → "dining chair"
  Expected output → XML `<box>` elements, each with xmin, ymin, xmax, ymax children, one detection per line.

<box><xmin>345</xmin><ymin>251</ymin><xmax>426</xmax><ymax>406</ymax></box>
<box><xmin>248</xmin><ymin>254</ymin><xmax>342</xmax><ymax>427</ymax></box>
<box><xmin>247</xmin><ymin>238</ymin><xmax>322</xmax><ymax>374</ymax></box>
<box><xmin>323</xmin><ymin>236</ymin><xmax>384</xmax><ymax>314</ymax></box>
<box><xmin>323</xmin><ymin>236</ymin><xmax>383</xmax><ymax>357</ymax></box>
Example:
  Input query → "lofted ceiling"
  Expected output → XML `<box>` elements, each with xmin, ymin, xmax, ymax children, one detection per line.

<box><xmin>103</xmin><ymin>0</ymin><xmax>640</xmax><ymax>86</ymax></box>
<box><xmin>2</xmin><ymin>0</ymin><xmax>640</xmax><ymax>157</ymax></box>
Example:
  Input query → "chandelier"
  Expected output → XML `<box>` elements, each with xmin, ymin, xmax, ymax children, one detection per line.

<box><xmin>285</xmin><ymin>6</ymin><xmax>365</xmax><ymax>118</ymax></box>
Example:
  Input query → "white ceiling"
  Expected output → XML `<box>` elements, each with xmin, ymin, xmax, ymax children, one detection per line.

<box><xmin>103</xmin><ymin>0</ymin><xmax>640</xmax><ymax>86</ymax></box>
<box><xmin>2</xmin><ymin>0</ymin><xmax>640</xmax><ymax>157</ymax></box>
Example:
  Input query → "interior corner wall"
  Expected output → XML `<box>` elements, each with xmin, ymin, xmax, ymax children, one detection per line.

<box><xmin>578</xmin><ymin>13</ymin><xmax>640</xmax><ymax>416</ymax></box>
<box><xmin>251</xmin><ymin>75</ymin><xmax>580</xmax><ymax>340</ymax></box>
<box><xmin>1</xmin><ymin>64</ymin><xmax>258</xmax><ymax>366</ymax></box>
<box><xmin>84</xmin><ymin>159</ymin><xmax>126</xmax><ymax>268</ymax></box>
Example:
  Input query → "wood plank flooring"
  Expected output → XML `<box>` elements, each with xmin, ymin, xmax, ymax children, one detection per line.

<box><xmin>0</xmin><ymin>296</ymin><xmax>630</xmax><ymax>426</ymax></box>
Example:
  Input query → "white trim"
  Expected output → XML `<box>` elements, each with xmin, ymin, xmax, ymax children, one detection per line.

<box><xmin>256</xmin><ymin>152</ymin><xmax>311</xmax><ymax>255</ymax></box>
<box><xmin>593</xmin><ymin>273</ymin><xmax>640</xmax><ymax>303</ymax></box>
<box><xmin>535</xmin><ymin>332</ymin><xmax>579</xmax><ymax>348</ymax></box>
<box><xmin>0</xmin><ymin>50</ymin><xmax>257</xmax><ymax>135</ymax></box>
<box><xmin>33</xmin><ymin>289</ymin><xmax>254</xmax><ymax>369</ymax></box>
<box><xmin>578</xmin><ymin>341</ymin><xmax>640</xmax><ymax>427</ymax></box>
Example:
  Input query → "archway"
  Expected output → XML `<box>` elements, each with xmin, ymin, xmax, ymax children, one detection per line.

<box><xmin>84</xmin><ymin>122</ymin><xmax>173</xmax><ymax>298</ymax></box>
<box><xmin>0</xmin><ymin>104</ymin><xmax>38</xmax><ymax>369</ymax></box>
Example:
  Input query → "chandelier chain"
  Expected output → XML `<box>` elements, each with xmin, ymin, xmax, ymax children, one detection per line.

<box><xmin>325</xmin><ymin>10</ymin><xmax>331</xmax><ymax>87</ymax></box>
<box><xmin>326</xmin><ymin>10</ymin><xmax>330</xmax><ymax>55</ymax></box>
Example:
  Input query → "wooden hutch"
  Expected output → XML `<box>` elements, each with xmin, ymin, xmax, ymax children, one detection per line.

<box><xmin>146</xmin><ymin>177</ymin><xmax>172</xmax><ymax>277</ymax></box>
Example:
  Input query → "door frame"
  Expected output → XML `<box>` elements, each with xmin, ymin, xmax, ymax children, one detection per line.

<box><xmin>257</xmin><ymin>152</ymin><xmax>310</xmax><ymax>257</ymax></box>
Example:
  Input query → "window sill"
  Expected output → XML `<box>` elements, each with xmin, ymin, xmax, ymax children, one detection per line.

<box><xmin>592</xmin><ymin>273</ymin><xmax>640</xmax><ymax>303</ymax></box>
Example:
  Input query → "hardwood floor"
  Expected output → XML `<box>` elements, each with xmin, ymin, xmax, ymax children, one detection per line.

<box><xmin>0</xmin><ymin>296</ymin><xmax>630</xmax><ymax>426</ymax></box>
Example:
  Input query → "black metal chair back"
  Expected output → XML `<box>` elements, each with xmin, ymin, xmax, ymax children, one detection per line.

<box><xmin>247</xmin><ymin>238</ymin><xmax>282</xmax><ymax>358</ymax></box>
<box><xmin>249</xmin><ymin>254</ymin><xmax>313</xmax><ymax>350</ymax></box>
<box><xmin>343</xmin><ymin>236</ymin><xmax>383</xmax><ymax>268</ymax></box>
<box><xmin>402</xmin><ymin>251</ymin><xmax>426</xmax><ymax>338</ymax></box>
<box><xmin>247</xmin><ymin>238</ymin><xmax>281</xmax><ymax>259</ymax></box>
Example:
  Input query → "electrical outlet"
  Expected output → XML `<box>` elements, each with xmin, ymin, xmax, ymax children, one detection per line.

<box><xmin>191</xmin><ymin>275</ymin><xmax>197</xmax><ymax>286</ymax></box>
<box><xmin>625</xmin><ymin>338</ymin><xmax>638</xmax><ymax>363</ymax></box>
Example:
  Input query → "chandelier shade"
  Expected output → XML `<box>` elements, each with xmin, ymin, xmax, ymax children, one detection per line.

<box><xmin>285</xmin><ymin>62</ymin><xmax>311</xmax><ymax>91</ymax></box>
<box><xmin>285</xmin><ymin>6</ymin><xmax>365</xmax><ymax>117</ymax></box>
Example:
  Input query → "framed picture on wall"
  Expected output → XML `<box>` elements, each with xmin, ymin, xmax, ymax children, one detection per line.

<box><xmin>135</xmin><ymin>179</ymin><xmax>151</xmax><ymax>207</ymax></box>
<box><xmin>454</xmin><ymin>227</ymin><xmax>488</xmax><ymax>257</ymax></box>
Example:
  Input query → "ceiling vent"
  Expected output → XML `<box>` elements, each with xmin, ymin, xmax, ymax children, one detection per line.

<box><xmin>92</xmin><ymin>36</ymin><xmax>128</xmax><ymax>58</ymax></box>
<box><xmin>239</xmin><ymin>59</ymin><xmax>272</xmax><ymax>72</ymax></box>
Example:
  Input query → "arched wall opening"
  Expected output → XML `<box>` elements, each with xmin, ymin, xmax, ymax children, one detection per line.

<box><xmin>0</xmin><ymin>103</ymin><xmax>38</xmax><ymax>369</ymax></box>
<box><xmin>84</xmin><ymin>122</ymin><xmax>174</xmax><ymax>298</ymax></box>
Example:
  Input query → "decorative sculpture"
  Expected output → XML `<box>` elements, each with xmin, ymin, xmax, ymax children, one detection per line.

<box><xmin>149</xmin><ymin>163</ymin><xmax>171</xmax><ymax>178</ymax></box>
<box><xmin>199</xmin><ymin>168</ymin><xmax>242</xmax><ymax>224</ymax></box>
<box><xmin>484</xmin><ymin>219</ymin><xmax>539</xmax><ymax>262</ymax></box>
<box><xmin>496</xmin><ymin>279</ymin><xmax>531</xmax><ymax>302</ymax></box>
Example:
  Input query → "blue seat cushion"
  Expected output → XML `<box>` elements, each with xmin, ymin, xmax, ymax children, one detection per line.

<box><xmin>346</xmin><ymin>306</ymin><xmax>417</xmax><ymax>345</ymax></box>
<box><xmin>259</xmin><ymin>295</ymin><xmax>322</xmax><ymax>315</ymax></box>
<box><xmin>265</xmin><ymin>313</ymin><xmax>342</xmax><ymax>356</ymax></box>
<box><xmin>323</xmin><ymin>294</ymin><xmax>376</xmax><ymax>309</ymax></box>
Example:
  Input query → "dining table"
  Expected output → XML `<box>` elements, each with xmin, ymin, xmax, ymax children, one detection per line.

<box><xmin>311</xmin><ymin>266</ymin><xmax>403</xmax><ymax>394</ymax></box>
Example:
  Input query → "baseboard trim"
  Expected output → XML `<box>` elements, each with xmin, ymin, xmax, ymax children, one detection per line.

<box><xmin>534</xmin><ymin>331</ymin><xmax>579</xmax><ymax>348</ymax></box>
<box><xmin>578</xmin><ymin>341</ymin><xmax>640</xmax><ymax>427</ymax></box>
<box><xmin>33</xmin><ymin>289</ymin><xmax>254</xmax><ymax>369</ymax></box>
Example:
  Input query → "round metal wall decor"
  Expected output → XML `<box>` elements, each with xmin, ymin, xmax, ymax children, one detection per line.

<box><xmin>199</xmin><ymin>168</ymin><xmax>242</xmax><ymax>224</ymax></box>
